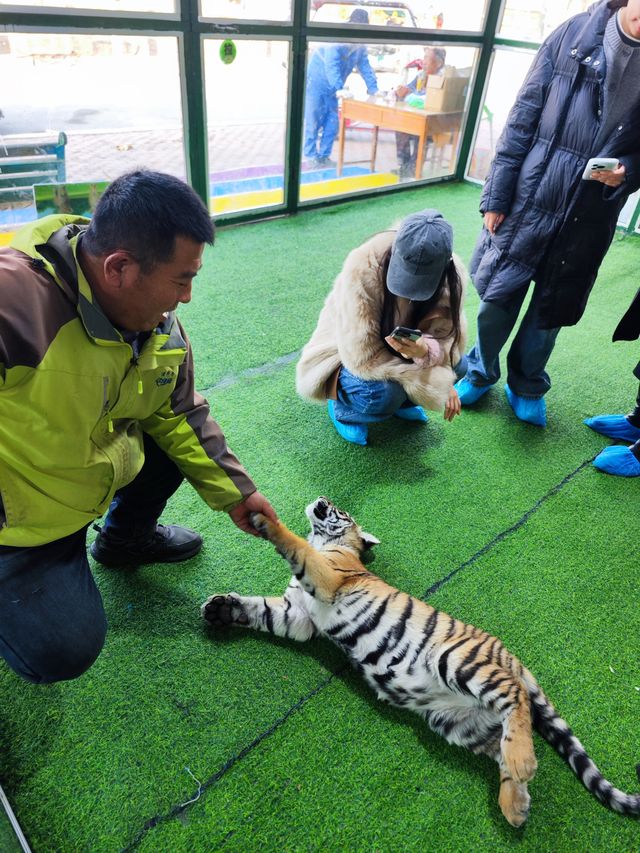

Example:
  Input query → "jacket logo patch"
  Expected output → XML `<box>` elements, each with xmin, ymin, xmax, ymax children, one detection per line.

<box><xmin>155</xmin><ymin>369</ymin><xmax>175</xmax><ymax>387</ymax></box>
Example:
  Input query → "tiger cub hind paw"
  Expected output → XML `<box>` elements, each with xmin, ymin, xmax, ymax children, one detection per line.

<box><xmin>201</xmin><ymin>594</ymin><xmax>250</xmax><ymax>627</ymax></box>
<box><xmin>499</xmin><ymin>780</ymin><xmax>531</xmax><ymax>828</ymax></box>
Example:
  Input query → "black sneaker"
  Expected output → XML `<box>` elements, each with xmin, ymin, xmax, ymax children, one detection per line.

<box><xmin>90</xmin><ymin>523</ymin><xmax>203</xmax><ymax>566</ymax></box>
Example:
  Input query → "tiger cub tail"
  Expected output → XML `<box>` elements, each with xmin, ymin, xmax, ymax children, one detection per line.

<box><xmin>522</xmin><ymin>669</ymin><xmax>640</xmax><ymax>816</ymax></box>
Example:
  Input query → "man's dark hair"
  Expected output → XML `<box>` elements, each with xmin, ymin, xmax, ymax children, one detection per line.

<box><xmin>83</xmin><ymin>170</ymin><xmax>215</xmax><ymax>271</ymax></box>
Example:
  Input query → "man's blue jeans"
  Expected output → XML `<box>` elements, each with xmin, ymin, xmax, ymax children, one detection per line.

<box><xmin>333</xmin><ymin>361</ymin><xmax>466</xmax><ymax>425</ymax></box>
<box><xmin>0</xmin><ymin>434</ymin><xmax>184</xmax><ymax>683</ymax></box>
<box><xmin>465</xmin><ymin>285</ymin><xmax>561</xmax><ymax>398</ymax></box>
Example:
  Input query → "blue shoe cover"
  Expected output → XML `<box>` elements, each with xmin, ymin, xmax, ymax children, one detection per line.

<box><xmin>394</xmin><ymin>405</ymin><xmax>429</xmax><ymax>423</ymax></box>
<box><xmin>327</xmin><ymin>400</ymin><xmax>368</xmax><ymax>446</ymax></box>
<box><xmin>592</xmin><ymin>444</ymin><xmax>640</xmax><ymax>477</ymax></box>
<box><xmin>584</xmin><ymin>414</ymin><xmax>640</xmax><ymax>443</ymax></box>
<box><xmin>504</xmin><ymin>384</ymin><xmax>547</xmax><ymax>427</ymax></box>
<box><xmin>454</xmin><ymin>377</ymin><xmax>493</xmax><ymax>406</ymax></box>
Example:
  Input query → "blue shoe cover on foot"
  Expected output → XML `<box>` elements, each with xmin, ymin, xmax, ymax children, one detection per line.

<box><xmin>584</xmin><ymin>414</ymin><xmax>640</xmax><ymax>443</ymax></box>
<box><xmin>394</xmin><ymin>405</ymin><xmax>429</xmax><ymax>423</ymax></box>
<box><xmin>504</xmin><ymin>384</ymin><xmax>546</xmax><ymax>426</ymax></box>
<box><xmin>327</xmin><ymin>400</ymin><xmax>368</xmax><ymax>445</ymax></box>
<box><xmin>592</xmin><ymin>444</ymin><xmax>640</xmax><ymax>477</ymax></box>
<box><xmin>454</xmin><ymin>377</ymin><xmax>493</xmax><ymax>406</ymax></box>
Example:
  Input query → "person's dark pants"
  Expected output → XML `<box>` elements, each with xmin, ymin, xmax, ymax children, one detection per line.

<box><xmin>629</xmin><ymin>366</ymin><xmax>640</xmax><ymax>460</ymax></box>
<box><xmin>101</xmin><ymin>433</ymin><xmax>184</xmax><ymax>542</ymax></box>
<box><xmin>631</xmin><ymin>362</ymin><xmax>640</xmax><ymax>427</ymax></box>
<box><xmin>465</xmin><ymin>284</ymin><xmax>561</xmax><ymax>398</ymax></box>
<box><xmin>395</xmin><ymin>131</ymin><xmax>417</xmax><ymax>171</ymax></box>
<box><xmin>0</xmin><ymin>435</ymin><xmax>184</xmax><ymax>683</ymax></box>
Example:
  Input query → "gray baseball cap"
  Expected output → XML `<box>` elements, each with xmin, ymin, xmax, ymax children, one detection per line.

<box><xmin>387</xmin><ymin>209</ymin><xmax>453</xmax><ymax>301</ymax></box>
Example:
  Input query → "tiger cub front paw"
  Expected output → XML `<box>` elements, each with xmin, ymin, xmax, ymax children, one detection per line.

<box><xmin>250</xmin><ymin>511</ymin><xmax>274</xmax><ymax>539</ymax></box>
<box><xmin>201</xmin><ymin>594</ymin><xmax>250</xmax><ymax>627</ymax></box>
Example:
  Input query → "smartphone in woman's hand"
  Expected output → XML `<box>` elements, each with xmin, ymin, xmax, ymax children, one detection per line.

<box><xmin>391</xmin><ymin>326</ymin><xmax>422</xmax><ymax>342</ymax></box>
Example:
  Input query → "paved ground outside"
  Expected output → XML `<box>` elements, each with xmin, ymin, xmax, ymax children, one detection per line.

<box><xmin>0</xmin><ymin>121</ymin><xmax>457</xmax><ymax>233</ymax></box>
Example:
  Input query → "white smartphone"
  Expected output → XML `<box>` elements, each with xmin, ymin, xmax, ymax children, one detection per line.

<box><xmin>582</xmin><ymin>157</ymin><xmax>619</xmax><ymax>180</ymax></box>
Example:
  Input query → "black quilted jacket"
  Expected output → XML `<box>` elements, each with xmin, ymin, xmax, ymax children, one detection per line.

<box><xmin>470</xmin><ymin>0</ymin><xmax>640</xmax><ymax>329</ymax></box>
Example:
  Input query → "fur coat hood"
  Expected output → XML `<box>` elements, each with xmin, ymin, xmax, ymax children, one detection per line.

<box><xmin>296</xmin><ymin>229</ymin><xmax>467</xmax><ymax>412</ymax></box>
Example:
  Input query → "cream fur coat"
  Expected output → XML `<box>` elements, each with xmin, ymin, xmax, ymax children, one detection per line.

<box><xmin>296</xmin><ymin>229</ymin><xmax>468</xmax><ymax>411</ymax></box>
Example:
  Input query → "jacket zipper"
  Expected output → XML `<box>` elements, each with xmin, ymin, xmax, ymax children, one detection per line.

<box><xmin>102</xmin><ymin>376</ymin><xmax>114</xmax><ymax>433</ymax></box>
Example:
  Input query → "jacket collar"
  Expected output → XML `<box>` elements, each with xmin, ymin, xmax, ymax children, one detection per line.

<box><xmin>569</xmin><ymin>0</ymin><xmax>614</xmax><ymax>73</ymax></box>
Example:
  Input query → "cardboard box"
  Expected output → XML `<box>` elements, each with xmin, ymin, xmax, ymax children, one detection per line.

<box><xmin>425</xmin><ymin>66</ymin><xmax>469</xmax><ymax>113</ymax></box>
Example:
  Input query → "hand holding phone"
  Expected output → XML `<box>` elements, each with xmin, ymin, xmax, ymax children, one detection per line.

<box><xmin>582</xmin><ymin>158</ymin><xmax>620</xmax><ymax>180</ymax></box>
<box><xmin>391</xmin><ymin>325</ymin><xmax>422</xmax><ymax>342</ymax></box>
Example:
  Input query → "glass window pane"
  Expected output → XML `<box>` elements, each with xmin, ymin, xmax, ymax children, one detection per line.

<box><xmin>499</xmin><ymin>0</ymin><xmax>592</xmax><ymax>42</ymax></box>
<box><xmin>618</xmin><ymin>189</ymin><xmax>640</xmax><ymax>229</ymax></box>
<box><xmin>309</xmin><ymin>1</ymin><xmax>488</xmax><ymax>33</ymax></box>
<box><xmin>302</xmin><ymin>40</ymin><xmax>478</xmax><ymax>202</ymax></box>
<box><xmin>467</xmin><ymin>48</ymin><xmax>535</xmax><ymax>182</ymax></box>
<box><xmin>0</xmin><ymin>0</ymin><xmax>173</xmax><ymax>11</ymax></box>
<box><xmin>0</xmin><ymin>34</ymin><xmax>184</xmax><ymax>234</ymax></box>
<box><xmin>201</xmin><ymin>0</ymin><xmax>290</xmax><ymax>21</ymax></box>
<box><xmin>203</xmin><ymin>39</ymin><xmax>289</xmax><ymax>216</ymax></box>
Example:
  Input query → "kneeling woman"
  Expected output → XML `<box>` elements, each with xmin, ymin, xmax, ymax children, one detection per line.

<box><xmin>296</xmin><ymin>209</ymin><xmax>467</xmax><ymax>445</ymax></box>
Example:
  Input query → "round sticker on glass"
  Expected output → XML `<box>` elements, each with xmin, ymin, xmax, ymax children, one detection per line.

<box><xmin>219</xmin><ymin>39</ymin><xmax>237</xmax><ymax>65</ymax></box>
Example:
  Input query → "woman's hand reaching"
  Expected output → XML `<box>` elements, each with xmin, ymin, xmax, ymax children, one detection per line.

<box><xmin>443</xmin><ymin>386</ymin><xmax>461</xmax><ymax>421</ymax></box>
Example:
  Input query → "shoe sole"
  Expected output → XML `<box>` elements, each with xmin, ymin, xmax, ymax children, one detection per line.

<box><xmin>90</xmin><ymin>540</ymin><xmax>203</xmax><ymax>566</ymax></box>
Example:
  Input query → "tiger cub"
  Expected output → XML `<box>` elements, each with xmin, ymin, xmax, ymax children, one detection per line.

<box><xmin>201</xmin><ymin>497</ymin><xmax>640</xmax><ymax>827</ymax></box>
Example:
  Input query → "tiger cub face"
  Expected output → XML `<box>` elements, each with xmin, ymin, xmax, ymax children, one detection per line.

<box><xmin>305</xmin><ymin>496</ymin><xmax>380</xmax><ymax>555</ymax></box>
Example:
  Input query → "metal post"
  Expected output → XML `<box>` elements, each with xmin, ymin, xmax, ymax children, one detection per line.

<box><xmin>456</xmin><ymin>0</ymin><xmax>504</xmax><ymax>181</ymax></box>
<box><xmin>179</xmin><ymin>0</ymin><xmax>210</xmax><ymax>207</ymax></box>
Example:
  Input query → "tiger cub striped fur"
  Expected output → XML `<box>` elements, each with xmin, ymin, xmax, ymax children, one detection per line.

<box><xmin>201</xmin><ymin>497</ymin><xmax>640</xmax><ymax>827</ymax></box>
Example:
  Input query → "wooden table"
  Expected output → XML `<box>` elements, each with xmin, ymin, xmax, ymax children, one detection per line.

<box><xmin>337</xmin><ymin>97</ymin><xmax>463</xmax><ymax>181</ymax></box>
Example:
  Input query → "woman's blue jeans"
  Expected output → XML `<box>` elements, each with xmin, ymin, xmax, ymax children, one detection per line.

<box><xmin>333</xmin><ymin>360</ymin><xmax>466</xmax><ymax>425</ymax></box>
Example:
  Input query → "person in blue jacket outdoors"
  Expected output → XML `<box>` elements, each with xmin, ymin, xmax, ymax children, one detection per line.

<box><xmin>393</xmin><ymin>46</ymin><xmax>446</xmax><ymax>180</ymax></box>
<box><xmin>0</xmin><ymin>170</ymin><xmax>278</xmax><ymax>684</ymax></box>
<box><xmin>303</xmin><ymin>8</ymin><xmax>378</xmax><ymax>168</ymax></box>
<box><xmin>585</xmin><ymin>288</ymin><xmax>640</xmax><ymax>476</ymax></box>
<box><xmin>455</xmin><ymin>0</ymin><xmax>640</xmax><ymax>427</ymax></box>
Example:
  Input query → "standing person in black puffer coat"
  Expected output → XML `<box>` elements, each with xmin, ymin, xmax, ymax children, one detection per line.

<box><xmin>584</xmin><ymin>288</ymin><xmax>640</xmax><ymax>476</ymax></box>
<box><xmin>455</xmin><ymin>0</ymin><xmax>640</xmax><ymax>427</ymax></box>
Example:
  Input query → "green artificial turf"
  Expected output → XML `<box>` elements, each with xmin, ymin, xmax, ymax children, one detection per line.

<box><xmin>0</xmin><ymin>182</ymin><xmax>638</xmax><ymax>852</ymax></box>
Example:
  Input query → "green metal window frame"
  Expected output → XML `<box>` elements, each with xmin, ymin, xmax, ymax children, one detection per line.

<box><xmin>10</xmin><ymin>0</ymin><xmax>632</xmax><ymax>228</ymax></box>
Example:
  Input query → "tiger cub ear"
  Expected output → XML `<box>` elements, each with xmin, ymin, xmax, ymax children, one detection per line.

<box><xmin>361</xmin><ymin>531</ymin><xmax>380</xmax><ymax>549</ymax></box>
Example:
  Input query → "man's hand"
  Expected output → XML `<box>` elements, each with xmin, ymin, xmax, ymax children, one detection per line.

<box><xmin>395</xmin><ymin>84</ymin><xmax>410</xmax><ymax>99</ymax></box>
<box><xmin>589</xmin><ymin>163</ymin><xmax>626</xmax><ymax>188</ymax></box>
<box><xmin>228</xmin><ymin>492</ymin><xmax>278</xmax><ymax>537</ymax></box>
<box><xmin>483</xmin><ymin>211</ymin><xmax>505</xmax><ymax>235</ymax></box>
<box><xmin>444</xmin><ymin>387</ymin><xmax>461</xmax><ymax>422</ymax></box>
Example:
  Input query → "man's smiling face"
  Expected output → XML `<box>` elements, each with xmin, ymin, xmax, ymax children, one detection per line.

<box><xmin>119</xmin><ymin>236</ymin><xmax>204</xmax><ymax>332</ymax></box>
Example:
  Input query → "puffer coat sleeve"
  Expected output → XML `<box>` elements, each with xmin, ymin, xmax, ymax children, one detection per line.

<box><xmin>479</xmin><ymin>33</ymin><xmax>559</xmax><ymax>216</ymax></box>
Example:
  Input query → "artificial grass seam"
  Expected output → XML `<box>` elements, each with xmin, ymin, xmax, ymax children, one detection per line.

<box><xmin>422</xmin><ymin>456</ymin><xmax>595</xmax><ymax>598</ymax></box>
<box><xmin>122</xmin><ymin>673</ymin><xmax>336</xmax><ymax>852</ymax></box>
<box><xmin>202</xmin><ymin>350</ymin><xmax>300</xmax><ymax>395</ymax></box>
<box><xmin>122</xmin><ymin>455</ymin><xmax>598</xmax><ymax>850</ymax></box>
